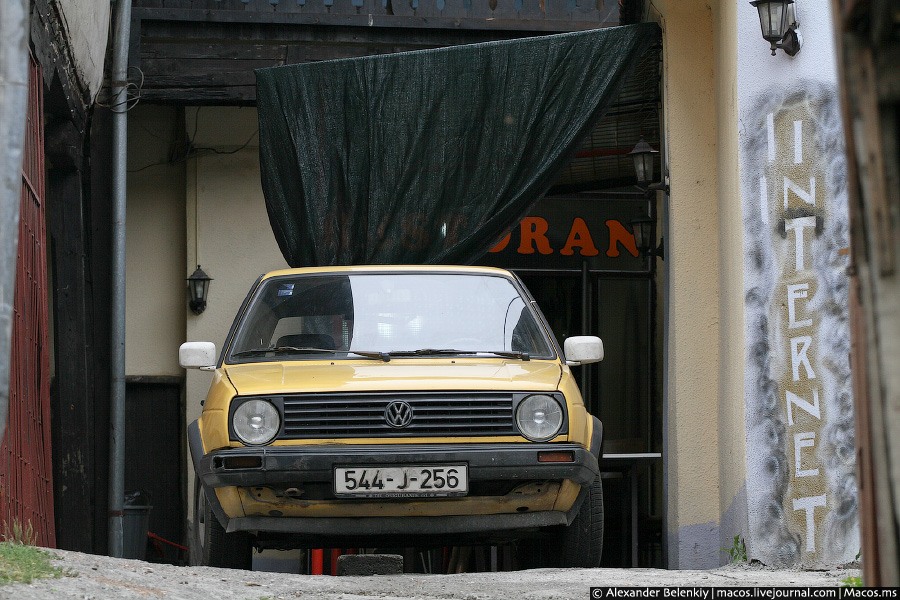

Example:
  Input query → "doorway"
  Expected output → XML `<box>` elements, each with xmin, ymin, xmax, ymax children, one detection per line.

<box><xmin>478</xmin><ymin>193</ymin><xmax>664</xmax><ymax>567</ymax></box>
<box><xmin>517</xmin><ymin>270</ymin><xmax>662</xmax><ymax>567</ymax></box>
<box><xmin>125</xmin><ymin>379</ymin><xmax>186</xmax><ymax>564</ymax></box>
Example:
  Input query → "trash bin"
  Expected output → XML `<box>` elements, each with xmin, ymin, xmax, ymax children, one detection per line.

<box><xmin>123</xmin><ymin>490</ymin><xmax>152</xmax><ymax>560</ymax></box>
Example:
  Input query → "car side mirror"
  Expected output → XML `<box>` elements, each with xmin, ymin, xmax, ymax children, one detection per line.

<box><xmin>179</xmin><ymin>341</ymin><xmax>217</xmax><ymax>370</ymax></box>
<box><xmin>564</xmin><ymin>336</ymin><xmax>604</xmax><ymax>366</ymax></box>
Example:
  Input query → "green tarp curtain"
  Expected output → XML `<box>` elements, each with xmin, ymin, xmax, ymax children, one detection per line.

<box><xmin>256</xmin><ymin>23</ymin><xmax>660</xmax><ymax>267</ymax></box>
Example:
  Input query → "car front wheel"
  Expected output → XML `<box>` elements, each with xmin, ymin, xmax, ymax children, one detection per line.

<box><xmin>516</xmin><ymin>476</ymin><xmax>604</xmax><ymax>569</ymax></box>
<box><xmin>192</xmin><ymin>477</ymin><xmax>253</xmax><ymax>570</ymax></box>
<box><xmin>556</xmin><ymin>475</ymin><xmax>604</xmax><ymax>567</ymax></box>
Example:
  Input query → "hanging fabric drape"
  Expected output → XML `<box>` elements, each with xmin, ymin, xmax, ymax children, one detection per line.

<box><xmin>256</xmin><ymin>23</ymin><xmax>660</xmax><ymax>267</ymax></box>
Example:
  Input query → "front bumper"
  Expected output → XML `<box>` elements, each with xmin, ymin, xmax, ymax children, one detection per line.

<box><xmin>189</xmin><ymin>418</ymin><xmax>602</xmax><ymax>539</ymax></box>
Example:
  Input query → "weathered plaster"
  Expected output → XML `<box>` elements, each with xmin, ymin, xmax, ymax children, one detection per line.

<box><xmin>734</xmin><ymin>0</ymin><xmax>858</xmax><ymax>569</ymax></box>
<box><xmin>740</xmin><ymin>82</ymin><xmax>858</xmax><ymax>568</ymax></box>
<box><xmin>54</xmin><ymin>0</ymin><xmax>109</xmax><ymax>102</ymax></box>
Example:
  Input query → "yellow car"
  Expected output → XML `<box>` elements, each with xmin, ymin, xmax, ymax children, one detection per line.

<box><xmin>180</xmin><ymin>265</ymin><xmax>605</xmax><ymax>570</ymax></box>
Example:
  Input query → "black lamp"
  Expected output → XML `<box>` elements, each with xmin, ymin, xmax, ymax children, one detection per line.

<box><xmin>750</xmin><ymin>0</ymin><xmax>802</xmax><ymax>56</ymax></box>
<box><xmin>630</xmin><ymin>214</ymin><xmax>664</xmax><ymax>260</ymax></box>
<box><xmin>187</xmin><ymin>265</ymin><xmax>212</xmax><ymax>314</ymax></box>
<box><xmin>629</xmin><ymin>138</ymin><xmax>669</xmax><ymax>194</ymax></box>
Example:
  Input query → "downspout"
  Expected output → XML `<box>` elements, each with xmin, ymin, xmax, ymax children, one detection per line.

<box><xmin>0</xmin><ymin>0</ymin><xmax>29</xmax><ymax>444</ymax></box>
<box><xmin>108</xmin><ymin>0</ymin><xmax>132</xmax><ymax>558</ymax></box>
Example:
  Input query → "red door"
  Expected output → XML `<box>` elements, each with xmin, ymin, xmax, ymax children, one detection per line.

<box><xmin>0</xmin><ymin>53</ymin><xmax>55</xmax><ymax>547</ymax></box>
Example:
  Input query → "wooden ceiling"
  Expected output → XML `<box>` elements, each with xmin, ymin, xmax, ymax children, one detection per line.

<box><xmin>129</xmin><ymin>0</ymin><xmax>659</xmax><ymax>192</ymax></box>
<box><xmin>131</xmin><ymin>0</ymin><xmax>635</xmax><ymax>104</ymax></box>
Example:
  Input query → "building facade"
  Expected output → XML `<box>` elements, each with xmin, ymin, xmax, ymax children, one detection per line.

<box><xmin>115</xmin><ymin>0</ymin><xmax>860</xmax><ymax>569</ymax></box>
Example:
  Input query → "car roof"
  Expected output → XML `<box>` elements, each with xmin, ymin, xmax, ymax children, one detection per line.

<box><xmin>260</xmin><ymin>265</ymin><xmax>515</xmax><ymax>280</ymax></box>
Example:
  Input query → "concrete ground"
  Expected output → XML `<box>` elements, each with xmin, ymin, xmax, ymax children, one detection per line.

<box><xmin>0</xmin><ymin>548</ymin><xmax>861</xmax><ymax>600</ymax></box>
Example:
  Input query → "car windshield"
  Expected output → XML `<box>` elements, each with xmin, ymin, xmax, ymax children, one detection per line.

<box><xmin>227</xmin><ymin>272</ymin><xmax>555</xmax><ymax>362</ymax></box>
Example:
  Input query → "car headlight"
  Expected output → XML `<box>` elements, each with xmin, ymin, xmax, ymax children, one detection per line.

<box><xmin>232</xmin><ymin>399</ymin><xmax>281</xmax><ymax>445</ymax></box>
<box><xmin>515</xmin><ymin>394</ymin><xmax>563</xmax><ymax>441</ymax></box>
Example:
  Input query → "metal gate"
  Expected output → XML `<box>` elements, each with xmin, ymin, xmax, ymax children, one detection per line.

<box><xmin>0</xmin><ymin>53</ymin><xmax>55</xmax><ymax>547</ymax></box>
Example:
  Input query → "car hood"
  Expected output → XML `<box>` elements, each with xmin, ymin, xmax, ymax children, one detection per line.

<box><xmin>223</xmin><ymin>359</ymin><xmax>563</xmax><ymax>396</ymax></box>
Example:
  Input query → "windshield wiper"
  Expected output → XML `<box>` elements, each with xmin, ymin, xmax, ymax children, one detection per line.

<box><xmin>344</xmin><ymin>349</ymin><xmax>461</xmax><ymax>361</ymax></box>
<box><xmin>475</xmin><ymin>350</ymin><xmax>530</xmax><ymax>361</ymax></box>
<box><xmin>386</xmin><ymin>348</ymin><xmax>467</xmax><ymax>357</ymax></box>
<box><xmin>347</xmin><ymin>350</ymin><xmax>392</xmax><ymax>362</ymax></box>
<box><xmin>231</xmin><ymin>346</ymin><xmax>335</xmax><ymax>358</ymax></box>
<box><xmin>374</xmin><ymin>348</ymin><xmax>531</xmax><ymax>361</ymax></box>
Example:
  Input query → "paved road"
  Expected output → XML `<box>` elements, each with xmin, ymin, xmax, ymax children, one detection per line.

<box><xmin>1</xmin><ymin>549</ymin><xmax>860</xmax><ymax>600</ymax></box>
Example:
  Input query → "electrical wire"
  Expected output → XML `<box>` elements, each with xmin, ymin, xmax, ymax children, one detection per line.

<box><xmin>97</xmin><ymin>66</ymin><xmax>144</xmax><ymax>113</ymax></box>
<box><xmin>128</xmin><ymin>106</ymin><xmax>259</xmax><ymax>173</ymax></box>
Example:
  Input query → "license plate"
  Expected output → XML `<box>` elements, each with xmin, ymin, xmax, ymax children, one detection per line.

<box><xmin>334</xmin><ymin>465</ymin><xmax>468</xmax><ymax>498</ymax></box>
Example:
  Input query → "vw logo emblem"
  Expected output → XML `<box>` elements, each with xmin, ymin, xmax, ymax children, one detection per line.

<box><xmin>384</xmin><ymin>401</ymin><xmax>414</xmax><ymax>428</ymax></box>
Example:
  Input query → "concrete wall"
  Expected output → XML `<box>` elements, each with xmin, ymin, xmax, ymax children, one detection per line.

<box><xmin>126</xmin><ymin>105</ymin><xmax>187</xmax><ymax>377</ymax></box>
<box><xmin>55</xmin><ymin>0</ymin><xmax>110</xmax><ymax>102</ymax></box>
<box><xmin>736</xmin><ymin>0</ymin><xmax>858</xmax><ymax>568</ymax></box>
<box><xmin>125</xmin><ymin>105</ymin><xmax>286</xmax><ymax>384</ymax></box>
<box><xmin>653</xmin><ymin>0</ymin><xmax>725</xmax><ymax>569</ymax></box>
<box><xmin>714</xmin><ymin>0</ymin><xmax>751</xmax><ymax>565</ymax></box>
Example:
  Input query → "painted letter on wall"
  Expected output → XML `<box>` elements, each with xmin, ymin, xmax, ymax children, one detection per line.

<box><xmin>741</xmin><ymin>83</ymin><xmax>858</xmax><ymax>568</ymax></box>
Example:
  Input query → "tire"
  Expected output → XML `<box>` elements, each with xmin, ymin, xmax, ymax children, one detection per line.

<box><xmin>192</xmin><ymin>477</ymin><xmax>253</xmax><ymax>570</ymax></box>
<box><xmin>516</xmin><ymin>476</ymin><xmax>604</xmax><ymax>569</ymax></box>
<box><xmin>556</xmin><ymin>475</ymin><xmax>604</xmax><ymax>567</ymax></box>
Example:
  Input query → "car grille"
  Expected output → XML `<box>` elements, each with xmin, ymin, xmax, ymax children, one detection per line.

<box><xmin>280</xmin><ymin>392</ymin><xmax>516</xmax><ymax>439</ymax></box>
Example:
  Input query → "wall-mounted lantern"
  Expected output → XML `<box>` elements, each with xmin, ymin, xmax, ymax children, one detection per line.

<box><xmin>630</xmin><ymin>213</ymin><xmax>664</xmax><ymax>261</ymax></box>
<box><xmin>187</xmin><ymin>265</ymin><xmax>212</xmax><ymax>315</ymax></box>
<box><xmin>629</xmin><ymin>138</ymin><xmax>669</xmax><ymax>195</ymax></box>
<box><xmin>750</xmin><ymin>0</ymin><xmax>802</xmax><ymax>56</ymax></box>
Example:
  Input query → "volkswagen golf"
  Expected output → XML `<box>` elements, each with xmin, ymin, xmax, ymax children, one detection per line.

<box><xmin>179</xmin><ymin>265</ymin><xmax>605</xmax><ymax>569</ymax></box>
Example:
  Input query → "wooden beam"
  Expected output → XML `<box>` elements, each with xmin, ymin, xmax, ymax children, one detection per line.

<box><xmin>137</xmin><ymin>18</ymin><xmax>548</xmax><ymax>46</ymax></box>
<box><xmin>132</xmin><ymin>3</ymin><xmax>620</xmax><ymax>33</ymax></box>
<box><xmin>832</xmin><ymin>0</ymin><xmax>900</xmax><ymax>585</ymax></box>
<box><xmin>30</xmin><ymin>0</ymin><xmax>90</xmax><ymax>133</ymax></box>
<box><xmin>47</xmin><ymin>166</ymin><xmax>97</xmax><ymax>553</ymax></box>
<box><xmin>140</xmin><ymin>87</ymin><xmax>258</xmax><ymax>105</ymax></box>
<box><xmin>133</xmin><ymin>19</ymin><xmax>562</xmax><ymax>103</ymax></box>
<box><xmin>87</xmin><ymin>108</ymin><xmax>115</xmax><ymax>556</ymax></box>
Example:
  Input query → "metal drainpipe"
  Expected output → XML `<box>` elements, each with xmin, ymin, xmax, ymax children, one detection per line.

<box><xmin>108</xmin><ymin>0</ymin><xmax>132</xmax><ymax>558</ymax></box>
<box><xmin>0</xmin><ymin>0</ymin><xmax>29</xmax><ymax>445</ymax></box>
